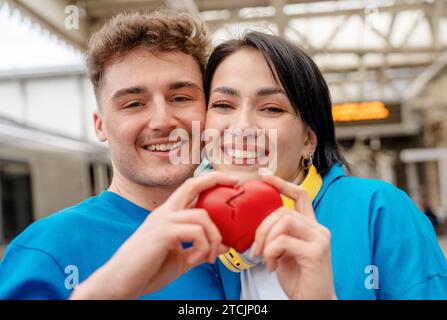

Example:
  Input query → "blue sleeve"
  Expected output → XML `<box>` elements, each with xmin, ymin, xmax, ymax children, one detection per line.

<box><xmin>370</xmin><ymin>185</ymin><xmax>447</xmax><ymax>299</ymax></box>
<box><xmin>0</xmin><ymin>244</ymin><xmax>70</xmax><ymax>300</ymax></box>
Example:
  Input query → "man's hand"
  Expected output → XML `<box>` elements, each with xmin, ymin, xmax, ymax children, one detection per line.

<box><xmin>69</xmin><ymin>172</ymin><xmax>237</xmax><ymax>300</ymax></box>
<box><xmin>249</xmin><ymin>174</ymin><xmax>337</xmax><ymax>300</ymax></box>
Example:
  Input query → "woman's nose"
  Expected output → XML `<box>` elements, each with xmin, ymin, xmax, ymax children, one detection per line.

<box><xmin>227</xmin><ymin>107</ymin><xmax>258</xmax><ymax>132</ymax></box>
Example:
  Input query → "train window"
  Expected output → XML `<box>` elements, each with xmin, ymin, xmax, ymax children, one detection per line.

<box><xmin>0</xmin><ymin>160</ymin><xmax>34</xmax><ymax>244</ymax></box>
<box><xmin>106</xmin><ymin>165</ymin><xmax>113</xmax><ymax>185</ymax></box>
<box><xmin>88</xmin><ymin>163</ymin><xmax>95</xmax><ymax>196</ymax></box>
<box><xmin>88</xmin><ymin>162</ymin><xmax>112</xmax><ymax>196</ymax></box>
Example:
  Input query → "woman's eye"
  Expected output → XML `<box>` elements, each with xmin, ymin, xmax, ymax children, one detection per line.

<box><xmin>210</xmin><ymin>103</ymin><xmax>234</xmax><ymax>110</ymax></box>
<box><xmin>262</xmin><ymin>106</ymin><xmax>285</xmax><ymax>113</ymax></box>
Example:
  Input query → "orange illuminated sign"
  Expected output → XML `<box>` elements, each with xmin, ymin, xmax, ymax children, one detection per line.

<box><xmin>332</xmin><ymin>101</ymin><xmax>390</xmax><ymax>122</ymax></box>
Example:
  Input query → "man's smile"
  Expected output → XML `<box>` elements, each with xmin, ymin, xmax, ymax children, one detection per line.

<box><xmin>141</xmin><ymin>137</ymin><xmax>186</xmax><ymax>159</ymax></box>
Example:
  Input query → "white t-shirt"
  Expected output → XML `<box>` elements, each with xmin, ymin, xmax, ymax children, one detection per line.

<box><xmin>240</xmin><ymin>263</ymin><xmax>290</xmax><ymax>300</ymax></box>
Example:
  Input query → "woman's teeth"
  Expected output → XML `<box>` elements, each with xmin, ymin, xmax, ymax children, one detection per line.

<box><xmin>146</xmin><ymin>141</ymin><xmax>182</xmax><ymax>152</ymax></box>
<box><xmin>226</xmin><ymin>149</ymin><xmax>260</xmax><ymax>159</ymax></box>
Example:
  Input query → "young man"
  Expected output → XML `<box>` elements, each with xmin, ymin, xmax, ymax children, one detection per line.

<box><xmin>0</xmin><ymin>10</ymin><xmax>240</xmax><ymax>300</ymax></box>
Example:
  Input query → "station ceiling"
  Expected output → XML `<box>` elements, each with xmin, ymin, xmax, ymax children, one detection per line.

<box><xmin>4</xmin><ymin>0</ymin><xmax>447</xmax><ymax>104</ymax></box>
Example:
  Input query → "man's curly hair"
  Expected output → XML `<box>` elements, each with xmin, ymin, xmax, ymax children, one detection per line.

<box><xmin>86</xmin><ymin>9</ymin><xmax>209</xmax><ymax>94</ymax></box>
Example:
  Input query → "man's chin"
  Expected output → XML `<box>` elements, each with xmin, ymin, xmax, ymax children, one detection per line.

<box><xmin>137</xmin><ymin>164</ymin><xmax>197</xmax><ymax>187</ymax></box>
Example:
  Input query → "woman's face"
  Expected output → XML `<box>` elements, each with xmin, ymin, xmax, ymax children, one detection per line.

<box><xmin>205</xmin><ymin>48</ymin><xmax>316</xmax><ymax>182</ymax></box>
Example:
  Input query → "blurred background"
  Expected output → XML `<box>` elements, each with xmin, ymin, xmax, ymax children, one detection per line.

<box><xmin>0</xmin><ymin>0</ymin><xmax>446</xmax><ymax>258</ymax></box>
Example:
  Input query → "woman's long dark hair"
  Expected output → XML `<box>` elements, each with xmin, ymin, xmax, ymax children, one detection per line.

<box><xmin>204</xmin><ymin>31</ymin><xmax>348</xmax><ymax>176</ymax></box>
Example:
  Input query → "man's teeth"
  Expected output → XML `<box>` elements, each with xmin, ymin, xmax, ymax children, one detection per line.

<box><xmin>146</xmin><ymin>142</ymin><xmax>182</xmax><ymax>151</ymax></box>
<box><xmin>226</xmin><ymin>149</ymin><xmax>261</xmax><ymax>159</ymax></box>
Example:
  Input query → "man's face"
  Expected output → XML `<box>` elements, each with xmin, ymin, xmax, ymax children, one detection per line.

<box><xmin>94</xmin><ymin>48</ymin><xmax>205</xmax><ymax>188</ymax></box>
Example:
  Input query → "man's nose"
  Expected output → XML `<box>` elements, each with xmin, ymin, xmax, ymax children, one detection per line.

<box><xmin>147</xmin><ymin>97</ymin><xmax>178</xmax><ymax>132</ymax></box>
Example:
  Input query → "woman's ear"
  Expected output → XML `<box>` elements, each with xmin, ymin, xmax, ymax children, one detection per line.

<box><xmin>304</xmin><ymin>126</ymin><xmax>318</xmax><ymax>155</ymax></box>
<box><xmin>93</xmin><ymin>111</ymin><xmax>107</xmax><ymax>142</ymax></box>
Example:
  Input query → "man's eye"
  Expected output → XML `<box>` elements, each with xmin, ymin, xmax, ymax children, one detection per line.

<box><xmin>172</xmin><ymin>96</ymin><xmax>191</xmax><ymax>103</ymax></box>
<box><xmin>124</xmin><ymin>102</ymin><xmax>143</xmax><ymax>109</ymax></box>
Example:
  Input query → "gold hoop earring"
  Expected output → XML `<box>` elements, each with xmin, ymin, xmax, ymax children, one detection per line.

<box><xmin>301</xmin><ymin>154</ymin><xmax>313</xmax><ymax>170</ymax></box>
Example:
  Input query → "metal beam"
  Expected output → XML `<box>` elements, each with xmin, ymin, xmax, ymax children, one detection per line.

<box><xmin>0</xmin><ymin>65</ymin><xmax>86</xmax><ymax>81</ymax></box>
<box><xmin>400</xmin><ymin>11</ymin><xmax>424</xmax><ymax>48</ymax></box>
<box><xmin>205</xmin><ymin>2</ymin><xmax>431</xmax><ymax>28</ymax></box>
<box><xmin>321</xmin><ymin>16</ymin><xmax>348</xmax><ymax>50</ymax></box>
<box><xmin>287</xmin><ymin>25</ymin><xmax>314</xmax><ymax>52</ymax></box>
<box><xmin>311</xmin><ymin>47</ymin><xmax>447</xmax><ymax>55</ymax></box>
<box><xmin>0</xmin><ymin>118</ymin><xmax>108</xmax><ymax>157</ymax></box>
<box><xmin>403</xmin><ymin>50</ymin><xmax>447</xmax><ymax>102</ymax></box>
<box><xmin>6</xmin><ymin>0</ymin><xmax>90</xmax><ymax>50</ymax></box>
<box><xmin>427</xmin><ymin>0</ymin><xmax>444</xmax><ymax>48</ymax></box>
<box><xmin>271</xmin><ymin>0</ymin><xmax>287</xmax><ymax>37</ymax></box>
<box><xmin>165</xmin><ymin>0</ymin><xmax>210</xmax><ymax>34</ymax></box>
<box><xmin>336</xmin><ymin>122</ymin><xmax>421</xmax><ymax>140</ymax></box>
<box><xmin>83</xmin><ymin>0</ymin><xmax>164</xmax><ymax>19</ymax></box>
<box><xmin>196</xmin><ymin>0</ymin><xmax>331</xmax><ymax>12</ymax></box>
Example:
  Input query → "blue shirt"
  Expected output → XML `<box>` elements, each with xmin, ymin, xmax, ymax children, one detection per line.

<box><xmin>200</xmin><ymin>164</ymin><xmax>447</xmax><ymax>300</ymax></box>
<box><xmin>316</xmin><ymin>164</ymin><xmax>447</xmax><ymax>299</ymax></box>
<box><xmin>1</xmin><ymin>164</ymin><xmax>447</xmax><ymax>299</ymax></box>
<box><xmin>0</xmin><ymin>191</ymin><xmax>228</xmax><ymax>299</ymax></box>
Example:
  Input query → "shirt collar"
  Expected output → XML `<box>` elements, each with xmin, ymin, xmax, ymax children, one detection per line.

<box><xmin>313</xmin><ymin>163</ymin><xmax>346</xmax><ymax>208</ymax></box>
<box><xmin>99</xmin><ymin>191</ymin><xmax>151</xmax><ymax>222</ymax></box>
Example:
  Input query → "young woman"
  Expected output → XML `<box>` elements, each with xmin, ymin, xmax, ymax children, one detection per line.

<box><xmin>199</xmin><ymin>31</ymin><xmax>447</xmax><ymax>299</ymax></box>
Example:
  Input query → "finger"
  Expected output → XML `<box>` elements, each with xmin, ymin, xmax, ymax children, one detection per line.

<box><xmin>251</xmin><ymin>207</ymin><xmax>288</xmax><ymax>258</ymax></box>
<box><xmin>182</xmin><ymin>246</ymin><xmax>210</xmax><ymax>269</ymax></box>
<box><xmin>218</xmin><ymin>244</ymin><xmax>229</xmax><ymax>254</ymax></box>
<box><xmin>166</xmin><ymin>172</ymin><xmax>239</xmax><ymax>211</ymax></box>
<box><xmin>183</xmin><ymin>242</ymin><xmax>228</xmax><ymax>267</ymax></box>
<box><xmin>187</xmin><ymin>196</ymin><xmax>198</xmax><ymax>209</ymax></box>
<box><xmin>170</xmin><ymin>209</ymin><xmax>223</xmax><ymax>263</ymax></box>
<box><xmin>170</xmin><ymin>223</ymin><xmax>212</xmax><ymax>265</ymax></box>
<box><xmin>263</xmin><ymin>235</ymin><xmax>310</xmax><ymax>272</ymax></box>
<box><xmin>262</xmin><ymin>175</ymin><xmax>316</xmax><ymax>221</ymax></box>
<box><xmin>263</xmin><ymin>211</ymin><xmax>319</xmax><ymax>247</ymax></box>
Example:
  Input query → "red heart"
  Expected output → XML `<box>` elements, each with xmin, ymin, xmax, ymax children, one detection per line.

<box><xmin>195</xmin><ymin>180</ymin><xmax>283</xmax><ymax>253</ymax></box>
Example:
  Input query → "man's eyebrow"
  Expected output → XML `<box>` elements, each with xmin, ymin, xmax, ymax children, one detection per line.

<box><xmin>212</xmin><ymin>86</ymin><xmax>240</xmax><ymax>97</ymax></box>
<box><xmin>255</xmin><ymin>87</ymin><xmax>286</xmax><ymax>97</ymax></box>
<box><xmin>112</xmin><ymin>86</ymin><xmax>147</xmax><ymax>100</ymax></box>
<box><xmin>169</xmin><ymin>81</ymin><xmax>203</xmax><ymax>92</ymax></box>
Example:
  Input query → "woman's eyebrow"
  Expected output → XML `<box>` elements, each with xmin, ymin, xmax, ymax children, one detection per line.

<box><xmin>212</xmin><ymin>86</ymin><xmax>240</xmax><ymax>97</ymax></box>
<box><xmin>255</xmin><ymin>87</ymin><xmax>286</xmax><ymax>97</ymax></box>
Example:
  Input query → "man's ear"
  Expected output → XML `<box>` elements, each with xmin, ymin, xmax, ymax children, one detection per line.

<box><xmin>93</xmin><ymin>111</ymin><xmax>107</xmax><ymax>142</ymax></box>
<box><xmin>304</xmin><ymin>126</ymin><xmax>318</xmax><ymax>155</ymax></box>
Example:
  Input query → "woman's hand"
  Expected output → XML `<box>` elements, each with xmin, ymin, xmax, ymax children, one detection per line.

<box><xmin>70</xmin><ymin>171</ymin><xmax>237</xmax><ymax>300</ymax></box>
<box><xmin>249</xmin><ymin>174</ymin><xmax>336</xmax><ymax>300</ymax></box>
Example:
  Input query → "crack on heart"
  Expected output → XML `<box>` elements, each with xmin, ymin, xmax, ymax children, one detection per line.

<box><xmin>225</xmin><ymin>186</ymin><xmax>246</xmax><ymax>222</ymax></box>
<box><xmin>226</xmin><ymin>186</ymin><xmax>253</xmax><ymax>249</ymax></box>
